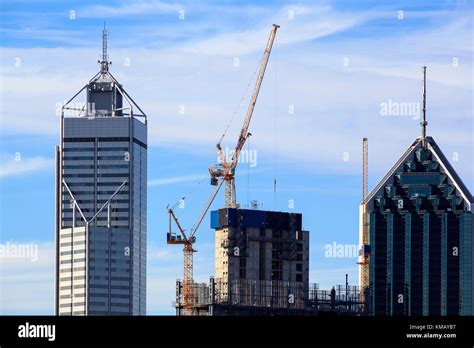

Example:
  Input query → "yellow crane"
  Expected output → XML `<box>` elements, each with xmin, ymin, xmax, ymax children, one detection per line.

<box><xmin>167</xmin><ymin>24</ymin><xmax>279</xmax><ymax>314</ymax></box>
<box><xmin>209</xmin><ymin>24</ymin><xmax>280</xmax><ymax>208</ymax></box>
<box><xmin>358</xmin><ymin>137</ymin><xmax>370</xmax><ymax>310</ymax></box>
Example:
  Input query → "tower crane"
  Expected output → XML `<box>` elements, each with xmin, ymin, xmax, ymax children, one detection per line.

<box><xmin>166</xmin><ymin>24</ymin><xmax>279</xmax><ymax>315</ymax></box>
<box><xmin>358</xmin><ymin>137</ymin><xmax>370</xmax><ymax>310</ymax></box>
<box><xmin>209</xmin><ymin>24</ymin><xmax>280</xmax><ymax>208</ymax></box>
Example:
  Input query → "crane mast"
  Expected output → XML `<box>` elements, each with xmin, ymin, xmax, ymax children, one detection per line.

<box><xmin>358</xmin><ymin>137</ymin><xmax>370</xmax><ymax>311</ymax></box>
<box><xmin>167</xmin><ymin>24</ymin><xmax>279</xmax><ymax>315</ymax></box>
<box><xmin>210</xmin><ymin>24</ymin><xmax>280</xmax><ymax>208</ymax></box>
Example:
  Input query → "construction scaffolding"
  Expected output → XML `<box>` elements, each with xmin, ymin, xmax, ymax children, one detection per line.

<box><xmin>174</xmin><ymin>278</ymin><xmax>364</xmax><ymax>316</ymax></box>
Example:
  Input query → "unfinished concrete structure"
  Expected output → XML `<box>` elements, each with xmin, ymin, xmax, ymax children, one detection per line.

<box><xmin>173</xmin><ymin>208</ymin><xmax>364</xmax><ymax>315</ymax></box>
<box><xmin>211</xmin><ymin>208</ymin><xmax>309</xmax><ymax>313</ymax></box>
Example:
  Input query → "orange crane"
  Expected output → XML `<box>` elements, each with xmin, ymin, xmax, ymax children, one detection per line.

<box><xmin>167</xmin><ymin>24</ymin><xmax>279</xmax><ymax>314</ymax></box>
<box><xmin>209</xmin><ymin>24</ymin><xmax>280</xmax><ymax>208</ymax></box>
<box><xmin>358</xmin><ymin>137</ymin><xmax>370</xmax><ymax>309</ymax></box>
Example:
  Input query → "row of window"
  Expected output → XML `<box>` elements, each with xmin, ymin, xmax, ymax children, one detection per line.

<box><xmin>89</xmin><ymin>302</ymin><xmax>130</xmax><ymax>307</ymax></box>
<box><xmin>60</xmin><ymin>284</ymin><xmax>85</xmax><ymax>290</ymax></box>
<box><xmin>60</xmin><ymin>267</ymin><xmax>86</xmax><ymax>273</ymax></box>
<box><xmin>63</xmin><ymin>147</ymin><xmax>129</xmax><ymax>152</ymax></box>
<box><xmin>62</xmin><ymin>208</ymin><xmax>129</xmax><ymax>213</ymax></box>
<box><xmin>62</xmin><ymin>199</ymin><xmax>129</xmax><ymax>204</ymax></box>
<box><xmin>90</xmin><ymin>284</ymin><xmax>130</xmax><ymax>290</ymax></box>
<box><xmin>60</xmin><ymin>267</ymin><xmax>130</xmax><ymax>273</ymax></box>
<box><xmin>59</xmin><ymin>232</ymin><xmax>86</xmax><ymax>238</ymax></box>
<box><xmin>90</xmin><ymin>293</ymin><xmax>130</xmax><ymax>299</ymax></box>
<box><xmin>60</xmin><ymin>258</ymin><xmax>86</xmax><ymax>264</ymax></box>
<box><xmin>59</xmin><ymin>293</ymin><xmax>85</xmax><ymax>299</ymax></box>
<box><xmin>60</xmin><ymin>275</ymin><xmax>130</xmax><ymax>282</ymax></box>
<box><xmin>63</xmin><ymin>190</ymin><xmax>129</xmax><ymax>195</ymax></box>
<box><xmin>60</xmin><ymin>249</ymin><xmax>86</xmax><ymax>256</ymax></box>
<box><xmin>60</xmin><ymin>284</ymin><xmax>130</xmax><ymax>291</ymax></box>
<box><xmin>59</xmin><ymin>302</ymin><xmax>85</xmax><ymax>308</ymax></box>
<box><xmin>60</xmin><ymin>275</ymin><xmax>86</xmax><ymax>281</ymax></box>
<box><xmin>63</xmin><ymin>164</ymin><xmax>130</xmax><ymax>169</ymax></box>
<box><xmin>63</xmin><ymin>137</ymin><xmax>146</xmax><ymax>149</ymax></box>
<box><xmin>64</xmin><ymin>182</ymin><xmax>127</xmax><ymax>187</ymax></box>
<box><xmin>60</xmin><ymin>240</ymin><xmax>86</xmax><ymax>247</ymax></box>
<box><xmin>62</xmin><ymin>217</ymin><xmax>129</xmax><ymax>221</ymax></box>
<box><xmin>63</xmin><ymin>174</ymin><xmax>130</xmax><ymax>178</ymax></box>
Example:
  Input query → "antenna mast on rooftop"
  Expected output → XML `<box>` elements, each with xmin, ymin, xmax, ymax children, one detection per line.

<box><xmin>100</xmin><ymin>23</ymin><xmax>111</xmax><ymax>74</ymax></box>
<box><xmin>421</xmin><ymin>66</ymin><xmax>428</xmax><ymax>148</ymax></box>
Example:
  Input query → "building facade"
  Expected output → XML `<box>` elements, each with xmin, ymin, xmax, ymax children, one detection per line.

<box><xmin>210</xmin><ymin>208</ymin><xmax>310</xmax><ymax>311</ymax></box>
<box><xmin>361</xmin><ymin>136</ymin><xmax>473</xmax><ymax>315</ymax></box>
<box><xmin>55</xmin><ymin>29</ymin><xmax>147</xmax><ymax>315</ymax></box>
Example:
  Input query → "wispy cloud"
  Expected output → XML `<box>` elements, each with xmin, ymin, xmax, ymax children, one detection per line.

<box><xmin>0</xmin><ymin>28</ymin><xmax>95</xmax><ymax>46</ymax></box>
<box><xmin>148</xmin><ymin>173</ymin><xmax>208</xmax><ymax>186</ymax></box>
<box><xmin>0</xmin><ymin>242</ymin><xmax>54</xmax><ymax>314</ymax></box>
<box><xmin>184</xmin><ymin>5</ymin><xmax>369</xmax><ymax>56</ymax></box>
<box><xmin>0</xmin><ymin>2</ymin><xmax>471</xmax><ymax>187</ymax></box>
<box><xmin>79</xmin><ymin>0</ymin><xmax>182</xmax><ymax>18</ymax></box>
<box><xmin>0</xmin><ymin>155</ymin><xmax>54</xmax><ymax>179</ymax></box>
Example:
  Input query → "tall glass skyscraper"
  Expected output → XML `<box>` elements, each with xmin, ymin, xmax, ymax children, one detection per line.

<box><xmin>362</xmin><ymin>136</ymin><xmax>473</xmax><ymax>315</ymax></box>
<box><xmin>55</xmin><ymin>28</ymin><xmax>147</xmax><ymax>315</ymax></box>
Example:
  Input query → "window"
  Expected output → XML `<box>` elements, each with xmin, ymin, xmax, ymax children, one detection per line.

<box><xmin>98</xmin><ymin>156</ymin><xmax>128</xmax><ymax>160</ymax></box>
<box><xmin>97</xmin><ymin>164</ymin><xmax>129</xmax><ymax>169</ymax></box>
<box><xmin>63</xmin><ymin>165</ymin><xmax>95</xmax><ymax>169</ymax></box>
<box><xmin>296</xmin><ymin>263</ymin><xmax>302</xmax><ymax>272</ymax></box>
<box><xmin>63</xmin><ymin>148</ymin><xmax>94</xmax><ymax>152</ymax></box>
<box><xmin>239</xmin><ymin>258</ymin><xmax>246</xmax><ymax>268</ymax></box>
<box><xmin>99</xmin><ymin>147</ymin><xmax>129</xmax><ymax>152</ymax></box>
<box><xmin>63</xmin><ymin>156</ymin><xmax>94</xmax><ymax>160</ymax></box>
<box><xmin>272</xmin><ymin>271</ymin><xmax>282</xmax><ymax>281</ymax></box>
<box><xmin>296</xmin><ymin>274</ymin><xmax>302</xmax><ymax>282</ymax></box>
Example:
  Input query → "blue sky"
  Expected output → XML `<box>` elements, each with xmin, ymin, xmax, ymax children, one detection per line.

<box><xmin>0</xmin><ymin>0</ymin><xmax>472</xmax><ymax>314</ymax></box>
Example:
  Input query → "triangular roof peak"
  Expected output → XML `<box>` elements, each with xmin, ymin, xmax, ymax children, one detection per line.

<box><xmin>364</xmin><ymin>136</ymin><xmax>472</xmax><ymax>211</ymax></box>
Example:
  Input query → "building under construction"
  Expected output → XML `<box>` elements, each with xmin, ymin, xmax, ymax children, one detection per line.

<box><xmin>168</xmin><ymin>24</ymin><xmax>363</xmax><ymax>316</ymax></box>
<box><xmin>174</xmin><ymin>208</ymin><xmax>363</xmax><ymax>316</ymax></box>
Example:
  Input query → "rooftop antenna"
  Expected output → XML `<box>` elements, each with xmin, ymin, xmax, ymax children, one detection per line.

<box><xmin>99</xmin><ymin>23</ymin><xmax>111</xmax><ymax>74</ymax></box>
<box><xmin>362</xmin><ymin>138</ymin><xmax>368</xmax><ymax>201</ymax></box>
<box><xmin>421</xmin><ymin>66</ymin><xmax>427</xmax><ymax>148</ymax></box>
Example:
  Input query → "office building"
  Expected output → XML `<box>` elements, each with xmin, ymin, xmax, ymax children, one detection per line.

<box><xmin>55</xmin><ymin>27</ymin><xmax>147</xmax><ymax>315</ymax></box>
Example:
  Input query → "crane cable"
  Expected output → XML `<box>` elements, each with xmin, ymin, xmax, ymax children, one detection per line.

<box><xmin>218</xmin><ymin>55</ymin><xmax>264</xmax><ymax>145</ymax></box>
<box><xmin>169</xmin><ymin>55</ymin><xmax>262</xmax><ymax>213</ymax></box>
<box><xmin>168</xmin><ymin>179</ymin><xmax>205</xmax><ymax>211</ymax></box>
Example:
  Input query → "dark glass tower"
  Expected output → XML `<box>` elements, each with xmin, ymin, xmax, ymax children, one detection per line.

<box><xmin>363</xmin><ymin>136</ymin><xmax>472</xmax><ymax>315</ymax></box>
<box><xmin>55</xmin><ymin>27</ymin><xmax>147</xmax><ymax>315</ymax></box>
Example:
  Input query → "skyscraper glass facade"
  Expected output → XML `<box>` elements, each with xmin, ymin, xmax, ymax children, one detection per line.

<box><xmin>55</xmin><ymin>63</ymin><xmax>147</xmax><ymax>316</ymax></box>
<box><xmin>364</xmin><ymin>137</ymin><xmax>473</xmax><ymax>316</ymax></box>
